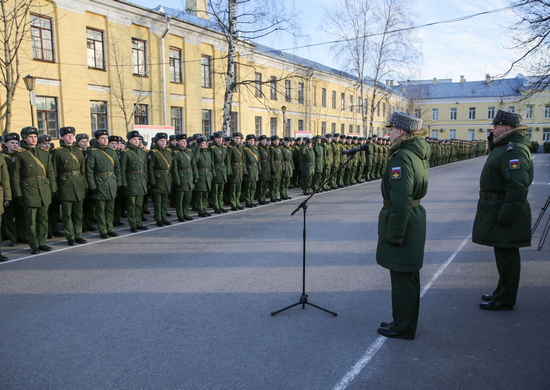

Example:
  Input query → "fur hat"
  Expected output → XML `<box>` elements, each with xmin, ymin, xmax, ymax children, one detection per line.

<box><xmin>491</xmin><ymin>109</ymin><xmax>525</xmax><ymax>128</ymax></box>
<box><xmin>5</xmin><ymin>132</ymin><xmax>20</xmax><ymax>142</ymax></box>
<box><xmin>127</xmin><ymin>131</ymin><xmax>140</xmax><ymax>140</ymax></box>
<box><xmin>76</xmin><ymin>133</ymin><xmax>89</xmax><ymax>142</ymax></box>
<box><xmin>59</xmin><ymin>126</ymin><xmax>76</xmax><ymax>137</ymax></box>
<box><xmin>20</xmin><ymin>126</ymin><xmax>38</xmax><ymax>139</ymax></box>
<box><xmin>94</xmin><ymin>129</ymin><xmax>109</xmax><ymax>139</ymax></box>
<box><xmin>385</xmin><ymin>111</ymin><xmax>423</xmax><ymax>133</ymax></box>
<box><xmin>38</xmin><ymin>134</ymin><xmax>51</xmax><ymax>143</ymax></box>
<box><xmin>175</xmin><ymin>133</ymin><xmax>187</xmax><ymax>141</ymax></box>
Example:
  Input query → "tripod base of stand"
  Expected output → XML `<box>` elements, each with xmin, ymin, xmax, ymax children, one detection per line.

<box><xmin>271</xmin><ymin>294</ymin><xmax>337</xmax><ymax>316</ymax></box>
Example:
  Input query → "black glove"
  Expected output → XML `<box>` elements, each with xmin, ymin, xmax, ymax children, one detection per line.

<box><xmin>89</xmin><ymin>188</ymin><xmax>99</xmax><ymax>194</ymax></box>
<box><xmin>487</xmin><ymin>132</ymin><xmax>494</xmax><ymax>143</ymax></box>
<box><xmin>150</xmin><ymin>184</ymin><xmax>158</xmax><ymax>190</ymax></box>
<box><xmin>122</xmin><ymin>186</ymin><xmax>129</xmax><ymax>191</ymax></box>
<box><xmin>3</xmin><ymin>200</ymin><xmax>9</xmax><ymax>207</ymax></box>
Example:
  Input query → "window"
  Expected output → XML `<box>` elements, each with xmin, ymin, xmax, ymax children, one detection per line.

<box><xmin>432</xmin><ymin>108</ymin><xmax>439</xmax><ymax>121</ymax></box>
<box><xmin>322</xmin><ymin>88</ymin><xmax>327</xmax><ymax>108</ymax></box>
<box><xmin>230</xmin><ymin>111</ymin><xmax>239</xmax><ymax>132</ymax></box>
<box><xmin>298</xmin><ymin>83</ymin><xmax>305</xmax><ymax>104</ymax></box>
<box><xmin>36</xmin><ymin>96</ymin><xmax>58</xmax><ymax>137</ymax></box>
<box><xmin>270</xmin><ymin>76</ymin><xmax>278</xmax><ymax>100</ymax></box>
<box><xmin>350</xmin><ymin>95</ymin><xmax>354</xmax><ymax>112</ymax></box>
<box><xmin>331</xmin><ymin>123</ymin><xmax>336</xmax><ymax>133</ymax></box>
<box><xmin>31</xmin><ymin>14</ymin><xmax>55</xmax><ymax>62</ymax></box>
<box><xmin>332</xmin><ymin>91</ymin><xmax>337</xmax><ymax>109</ymax></box>
<box><xmin>202</xmin><ymin>109</ymin><xmax>212</xmax><ymax>136</ymax></box>
<box><xmin>364</xmin><ymin>99</ymin><xmax>368</xmax><ymax>115</ymax></box>
<box><xmin>254</xmin><ymin>116</ymin><xmax>262</xmax><ymax>136</ymax></box>
<box><xmin>270</xmin><ymin>117</ymin><xmax>278</xmax><ymax>136</ymax></box>
<box><xmin>349</xmin><ymin>124</ymin><xmax>353</xmax><ymax>134</ymax></box>
<box><xmin>298</xmin><ymin>119</ymin><xmax>304</xmax><ymax>132</ymax></box>
<box><xmin>341</xmin><ymin>123</ymin><xmax>345</xmax><ymax>134</ymax></box>
<box><xmin>313</xmin><ymin>86</ymin><xmax>317</xmax><ymax>106</ymax></box>
<box><xmin>341</xmin><ymin>93</ymin><xmax>346</xmax><ymax>110</ymax></box>
<box><xmin>171</xmin><ymin>107</ymin><xmax>183</xmax><ymax>134</ymax></box>
<box><xmin>284</xmin><ymin>119</ymin><xmax>291</xmax><ymax>138</ymax></box>
<box><xmin>134</xmin><ymin>104</ymin><xmax>148</xmax><ymax>125</ymax></box>
<box><xmin>468</xmin><ymin>129</ymin><xmax>475</xmax><ymax>141</ymax></box>
<box><xmin>414</xmin><ymin>108</ymin><xmax>421</xmax><ymax>118</ymax></box>
<box><xmin>508</xmin><ymin>106</ymin><xmax>515</xmax><ymax>113</ymax></box>
<box><xmin>450</xmin><ymin>107</ymin><xmax>457</xmax><ymax>120</ymax></box>
<box><xmin>132</xmin><ymin>38</ymin><xmax>147</xmax><ymax>76</ymax></box>
<box><xmin>468</xmin><ymin>107</ymin><xmax>476</xmax><ymax>120</ymax></box>
<box><xmin>201</xmin><ymin>55</ymin><xmax>212</xmax><ymax>88</ymax></box>
<box><xmin>255</xmin><ymin>73</ymin><xmax>262</xmax><ymax>98</ymax></box>
<box><xmin>321</xmin><ymin>122</ymin><xmax>327</xmax><ymax>135</ymax></box>
<box><xmin>285</xmin><ymin>80</ymin><xmax>291</xmax><ymax>102</ymax></box>
<box><xmin>357</xmin><ymin>125</ymin><xmax>361</xmax><ymax>134</ymax></box>
<box><xmin>545</xmin><ymin>106</ymin><xmax>550</xmax><ymax>119</ymax></box>
<box><xmin>87</xmin><ymin>28</ymin><xmax>105</xmax><ymax>69</ymax></box>
<box><xmin>169</xmin><ymin>48</ymin><xmax>182</xmax><ymax>83</ymax></box>
<box><xmin>377</xmin><ymin>102</ymin><xmax>380</xmax><ymax>117</ymax></box>
<box><xmin>449</xmin><ymin>129</ymin><xmax>456</xmax><ymax>139</ymax></box>
<box><xmin>526</xmin><ymin>105</ymin><xmax>534</xmax><ymax>119</ymax></box>
<box><xmin>543</xmin><ymin>129</ymin><xmax>550</xmax><ymax>142</ymax></box>
<box><xmin>382</xmin><ymin>102</ymin><xmax>386</xmax><ymax>117</ymax></box>
<box><xmin>431</xmin><ymin>130</ymin><xmax>438</xmax><ymax>139</ymax></box>
<box><xmin>357</xmin><ymin>97</ymin><xmax>361</xmax><ymax>113</ymax></box>
<box><xmin>90</xmin><ymin>101</ymin><xmax>108</xmax><ymax>132</ymax></box>
<box><xmin>488</xmin><ymin>106</ymin><xmax>495</xmax><ymax>119</ymax></box>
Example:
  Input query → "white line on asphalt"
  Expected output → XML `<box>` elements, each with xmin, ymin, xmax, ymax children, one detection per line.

<box><xmin>332</xmin><ymin>234</ymin><xmax>472</xmax><ymax>390</ymax></box>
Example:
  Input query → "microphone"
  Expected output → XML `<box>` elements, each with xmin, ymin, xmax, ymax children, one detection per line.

<box><xmin>342</xmin><ymin>143</ymin><xmax>370</xmax><ymax>155</ymax></box>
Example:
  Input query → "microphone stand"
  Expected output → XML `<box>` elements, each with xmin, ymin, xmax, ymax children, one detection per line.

<box><xmin>532</xmin><ymin>195</ymin><xmax>550</xmax><ymax>250</ymax></box>
<box><xmin>271</xmin><ymin>150</ymin><xmax>359</xmax><ymax>316</ymax></box>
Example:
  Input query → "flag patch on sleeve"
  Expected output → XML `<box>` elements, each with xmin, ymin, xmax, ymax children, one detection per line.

<box><xmin>509</xmin><ymin>159</ymin><xmax>520</xmax><ymax>169</ymax></box>
<box><xmin>391</xmin><ymin>167</ymin><xmax>401</xmax><ymax>179</ymax></box>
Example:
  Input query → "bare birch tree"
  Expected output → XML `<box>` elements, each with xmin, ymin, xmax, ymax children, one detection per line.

<box><xmin>0</xmin><ymin>0</ymin><xmax>33</xmax><ymax>134</ymax></box>
<box><xmin>322</xmin><ymin>0</ymin><xmax>420</xmax><ymax>136</ymax></box>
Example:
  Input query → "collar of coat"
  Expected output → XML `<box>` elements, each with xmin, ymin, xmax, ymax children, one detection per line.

<box><xmin>389</xmin><ymin>128</ymin><xmax>427</xmax><ymax>156</ymax></box>
<box><xmin>492</xmin><ymin>127</ymin><xmax>525</xmax><ymax>147</ymax></box>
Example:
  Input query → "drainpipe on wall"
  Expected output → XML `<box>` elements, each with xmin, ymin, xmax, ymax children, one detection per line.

<box><xmin>160</xmin><ymin>15</ymin><xmax>171</xmax><ymax>126</ymax></box>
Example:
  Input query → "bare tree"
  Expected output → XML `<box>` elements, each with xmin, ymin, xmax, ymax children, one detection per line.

<box><xmin>322</xmin><ymin>0</ymin><xmax>420</xmax><ymax>136</ymax></box>
<box><xmin>507</xmin><ymin>0</ymin><xmax>550</xmax><ymax>96</ymax></box>
<box><xmin>191</xmin><ymin>0</ymin><xmax>300</xmax><ymax>135</ymax></box>
<box><xmin>0</xmin><ymin>0</ymin><xmax>33</xmax><ymax>134</ymax></box>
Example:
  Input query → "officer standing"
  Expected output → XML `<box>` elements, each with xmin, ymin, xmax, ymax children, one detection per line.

<box><xmin>148</xmin><ymin>132</ymin><xmax>173</xmax><ymax>226</ymax></box>
<box><xmin>120</xmin><ymin>130</ymin><xmax>149</xmax><ymax>232</ymax></box>
<box><xmin>242</xmin><ymin>134</ymin><xmax>260</xmax><ymax>207</ymax></box>
<box><xmin>208</xmin><ymin>132</ymin><xmax>230</xmax><ymax>214</ymax></box>
<box><xmin>376</xmin><ymin>112</ymin><xmax>429</xmax><ymax>340</ymax></box>
<box><xmin>269</xmin><ymin>135</ymin><xmax>283</xmax><ymax>202</ymax></box>
<box><xmin>50</xmin><ymin>126</ymin><xmax>88</xmax><ymax>246</ymax></box>
<box><xmin>299</xmin><ymin>138</ymin><xmax>315</xmax><ymax>195</ymax></box>
<box><xmin>2</xmin><ymin>133</ymin><xmax>26</xmax><ymax>246</ymax></box>
<box><xmin>0</xmin><ymin>143</ymin><xmax>12</xmax><ymax>261</ymax></box>
<box><xmin>171</xmin><ymin>134</ymin><xmax>198</xmax><ymax>221</ymax></box>
<box><xmin>473</xmin><ymin>110</ymin><xmax>534</xmax><ymax>311</ymax></box>
<box><xmin>256</xmin><ymin>135</ymin><xmax>271</xmax><ymax>205</ymax></box>
<box><xmin>193</xmin><ymin>136</ymin><xmax>214</xmax><ymax>217</ymax></box>
<box><xmin>12</xmin><ymin>127</ymin><xmax>57</xmax><ymax>254</ymax></box>
<box><xmin>86</xmin><ymin>129</ymin><xmax>121</xmax><ymax>239</ymax></box>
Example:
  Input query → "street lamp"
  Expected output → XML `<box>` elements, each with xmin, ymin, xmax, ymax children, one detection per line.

<box><xmin>23</xmin><ymin>74</ymin><xmax>36</xmax><ymax>127</ymax></box>
<box><xmin>281</xmin><ymin>105</ymin><xmax>287</xmax><ymax>137</ymax></box>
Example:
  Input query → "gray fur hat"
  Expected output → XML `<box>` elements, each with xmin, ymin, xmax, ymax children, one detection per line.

<box><xmin>491</xmin><ymin>109</ymin><xmax>525</xmax><ymax>128</ymax></box>
<box><xmin>385</xmin><ymin>111</ymin><xmax>423</xmax><ymax>132</ymax></box>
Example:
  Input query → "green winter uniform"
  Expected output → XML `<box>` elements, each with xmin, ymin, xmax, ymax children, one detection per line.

<box><xmin>172</xmin><ymin>145</ymin><xmax>198</xmax><ymax>219</ymax></box>
<box><xmin>120</xmin><ymin>144</ymin><xmax>148</xmax><ymax>229</ymax></box>
<box><xmin>209</xmin><ymin>143</ymin><xmax>230</xmax><ymax>211</ymax></box>
<box><xmin>227</xmin><ymin>142</ymin><xmax>247</xmax><ymax>209</ymax></box>
<box><xmin>243</xmin><ymin>145</ymin><xmax>260</xmax><ymax>206</ymax></box>
<box><xmin>269</xmin><ymin>144</ymin><xmax>283</xmax><ymax>201</ymax></box>
<box><xmin>148</xmin><ymin>145</ymin><xmax>173</xmax><ymax>222</ymax></box>
<box><xmin>257</xmin><ymin>144</ymin><xmax>271</xmax><ymax>204</ymax></box>
<box><xmin>193</xmin><ymin>146</ymin><xmax>214</xmax><ymax>214</ymax></box>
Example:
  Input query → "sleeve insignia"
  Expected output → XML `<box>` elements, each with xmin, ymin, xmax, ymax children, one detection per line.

<box><xmin>509</xmin><ymin>159</ymin><xmax>520</xmax><ymax>169</ymax></box>
<box><xmin>391</xmin><ymin>167</ymin><xmax>402</xmax><ymax>179</ymax></box>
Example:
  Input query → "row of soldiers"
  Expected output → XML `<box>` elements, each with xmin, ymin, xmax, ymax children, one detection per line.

<box><xmin>0</xmin><ymin>126</ymin><xmax>486</xmax><ymax>259</ymax></box>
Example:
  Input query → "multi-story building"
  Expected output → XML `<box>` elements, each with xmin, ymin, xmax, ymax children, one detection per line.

<box><xmin>2</xmin><ymin>0</ymin><xmax>404</xmax><ymax>141</ymax></box>
<box><xmin>403</xmin><ymin>75</ymin><xmax>549</xmax><ymax>143</ymax></box>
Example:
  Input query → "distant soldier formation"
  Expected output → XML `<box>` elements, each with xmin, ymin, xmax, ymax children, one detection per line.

<box><xmin>3</xmin><ymin>124</ymin><xmax>543</xmax><ymax>261</ymax></box>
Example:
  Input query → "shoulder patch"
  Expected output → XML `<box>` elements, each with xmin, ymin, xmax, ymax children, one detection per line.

<box><xmin>391</xmin><ymin>167</ymin><xmax>402</xmax><ymax>179</ymax></box>
<box><xmin>509</xmin><ymin>159</ymin><xmax>520</xmax><ymax>169</ymax></box>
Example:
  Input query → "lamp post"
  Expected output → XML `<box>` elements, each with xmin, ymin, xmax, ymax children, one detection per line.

<box><xmin>281</xmin><ymin>105</ymin><xmax>287</xmax><ymax>137</ymax></box>
<box><xmin>23</xmin><ymin>74</ymin><xmax>36</xmax><ymax>127</ymax></box>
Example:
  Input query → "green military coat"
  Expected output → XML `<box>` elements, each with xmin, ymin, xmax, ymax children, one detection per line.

<box><xmin>0</xmin><ymin>154</ymin><xmax>12</xmax><ymax>214</ymax></box>
<box><xmin>313</xmin><ymin>142</ymin><xmax>324</xmax><ymax>173</ymax></box>
<box><xmin>51</xmin><ymin>141</ymin><xmax>86</xmax><ymax>202</ymax></box>
<box><xmin>281</xmin><ymin>145</ymin><xmax>294</xmax><ymax>178</ymax></box>
<box><xmin>270</xmin><ymin>145</ymin><xmax>283</xmax><ymax>179</ymax></box>
<box><xmin>258</xmin><ymin>145</ymin><xmax>271</xmax><ymax>182</ymax></box>
<box><xmin>120</xmin><ymin>144</ymin><xmax>148</xmax><ymax>196</ymax></box>
<box><xmin>376</xmin><ymin>135</ymin><xmax>430</xmax><ymax>273</ymax></box>
<box><xmin>227</xmin><ymin>142</ymin><xmax>247</xmax><ymax>183</ymax></box>
<box><xmin>86</xmin><ymin>144</ymin><xmax>121</xmax><ymax>200</ymax></box>
<box><xmin>209</xmin><ymin>143</ymin><xmax>230</xmax><ymax>183</ymax></box>
<box><xmin>193</xmin><ymin>147</ymin><xmax>214</xmax><ymax>191</ymax></box>
<box><xmin>172</xmin><ymin>145</ymin><xmax>198</xmax><ymax>191</ymax></box>
<box><xmin>148</xmin><ymin>145</ymin><xmax>173</xmax><ymax>194</ymax></box>
<box><xmin>472</xmin><ymin>129</ymin><xmax>533</xmax><ymax>248</ymax></box>
<box><xmin>299</xmin><ymin>145</ymin><xmax>316</xmax><ymax>176</ymax></box>
<box><xmin>12</xmin><ymin>142</ymin><xmax>57</xmax><ymax>207</ymax></box>
<box><xmin>243</xmin><ymin>145</ymin><xmax>260</xmax><ymax>182</ymax></box>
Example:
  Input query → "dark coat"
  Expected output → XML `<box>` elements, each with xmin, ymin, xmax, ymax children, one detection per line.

<box><xmin>472</xmin><ymin>129</ymin><xmax>533</xmax><ymax>248</ymax></box>
<box><xmin>243</xmin><ymin>145</ymin><xmax>260</xmax><ymax>182</ymax></box>
<box><xmin>172</xmin><ymin>146</ymin><xmax>198</xmax><ymax>191</ymax></box>
<box><xmin>209</xmin><ymin>143</ymin><xmax>230</xmax><ymax>184</ymax></box>
<box><xmin>376</xmin><ymin>134</ymin><xmax>430</xmax><ymax>273</ymax></box>
<box><xmin>148</xmin><ymin>145</ymin><xmax>173</xmax><ymax>194</ymax></box>
<box><xmin>51</xmin><ymin>141</ymin><xmax>86</xmax><ymax>202</ymax></box>
<box><xmin>12</xmin><ymin>142</ymin><xmax>57</xmax><ymax>207</ymax></box>
<box><xmin>281</xmin><ymin>145</ymin><xmax>293</xmax><ymax>178</ymax></box>
<box><xmin>227</xmin><ymin>142</ymin><xmax>247</xmax><ymax>183</ymax></box>
<box><xmin>299</xmin><ymin>145</ymin><xmax>315</xmax><ymax>177</ymax></box>
<box><xmin>193</xmin><ymin>147</ymin><xmax>214</xmax><ymax>192</ymax></box>
<box><xmin>258</xmin><ymin>144</ymin><xmax>271</xmax><ymax>181</ymax></box>
<box><xmin>120</xmin><ymin>144</ymin><xmax>148</xmax><ymax>196</ymax></box>
<box><xmin>86</xmin><ymin>144</ymin><xmax>121</xmax><ymax>200</ymax></box>
<box><xmin>270</xmin><ymin>145</ymin><xmax>283</xmax><ymax>179</ymax></box>
<box><xmin>0</xmin><ymin>155</ymin><xmax>12</xmax><ymax>214</ymax></box>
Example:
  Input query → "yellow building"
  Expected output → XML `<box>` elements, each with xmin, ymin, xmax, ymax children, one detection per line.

<box><xmin>3</xmin><ymin>0</ymin><xmax>404</xmax><ymax>140</ymax></box>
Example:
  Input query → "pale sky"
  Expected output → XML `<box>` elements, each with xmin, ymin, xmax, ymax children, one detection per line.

<box><xmin>130</xmin><ymin>0</ymin><xmax>523</xmax><ymax>83</ymax></box>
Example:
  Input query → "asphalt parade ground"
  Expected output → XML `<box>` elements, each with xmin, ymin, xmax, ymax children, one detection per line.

<box><xmin>1</xmin><ymin>153</ymin><xmax>549</xmax><ymax>390</ymax></box>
